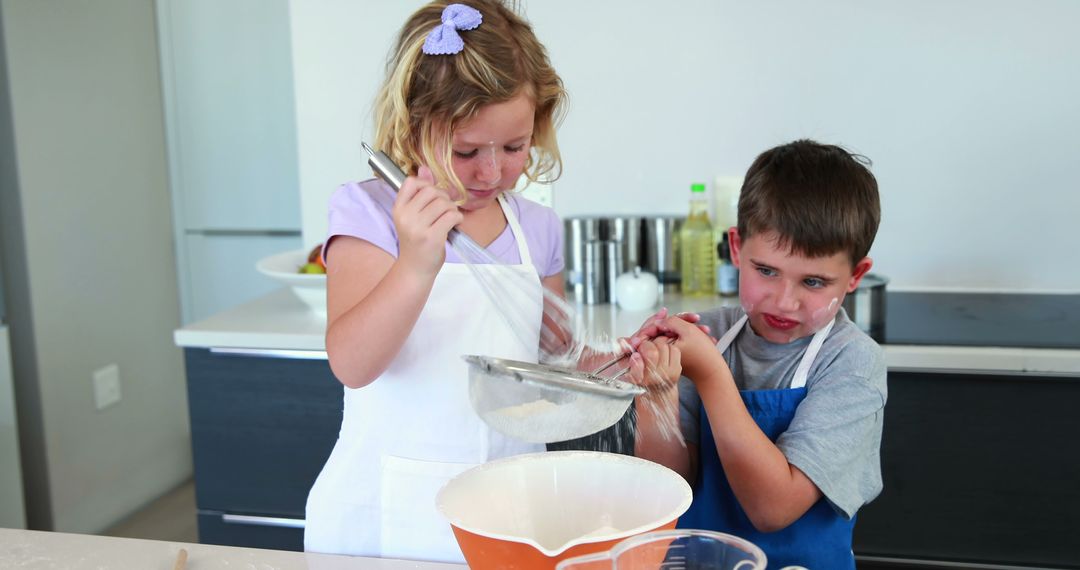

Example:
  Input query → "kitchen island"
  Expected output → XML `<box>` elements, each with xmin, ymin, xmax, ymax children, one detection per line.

<box><xmin>0</xmin><ymin>528</ymin><xmax>463</xmax><ymax>569</ymax></box>
<box><xmin>175</xmin><ymin>288</ymin><xmax>1080</xmax><ymax>569</ymax></box>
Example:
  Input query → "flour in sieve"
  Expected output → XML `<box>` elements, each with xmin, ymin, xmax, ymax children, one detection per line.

<box><xmin>492</xmin><ymin>398</ymin><xmax>560</xmax><ymax>419</ymax></box>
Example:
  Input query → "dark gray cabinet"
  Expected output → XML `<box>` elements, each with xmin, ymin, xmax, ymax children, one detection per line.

<box><xmin>854</xmin><ymin>370</ymin><xmax>1080</xmax><ymax>568</ymax></box>
<box><xmin>184</xmin><ymin>348</ymin><xmax>341</xmax><ymax>551</ymax></box>
<box><xmin>184</xmin><ymin>344</ymin><xmax>1080</xmax><ymax>565</ymax></box>
<box><xmin>182</xmin><ymin>344</ymin><xmax>636</xmax><ymax>552</ymax></box>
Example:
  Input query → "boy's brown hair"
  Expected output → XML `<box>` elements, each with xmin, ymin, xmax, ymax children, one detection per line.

<box><xmin>737</xmin><ymin>139</ymin><xmax>880</xmax><ymax>266</ymax></box>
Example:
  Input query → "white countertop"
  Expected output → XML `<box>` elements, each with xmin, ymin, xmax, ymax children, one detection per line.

<box><xmin>0</xmin><ymin>528</ymin><xmax>464</xmax><ymax>569</ymax></box>
<box><xmin>175</xmin><ymin>289</ymin><xmax>1080</xmax><ymax>375</ymax></box>
<box><xmin>175</xmin><ymin>289</ymin><xmax>329</xmax><ymax>352</ymax></box>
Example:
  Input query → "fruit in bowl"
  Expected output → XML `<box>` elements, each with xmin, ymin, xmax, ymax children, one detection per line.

<box><xmin>300</xmin><ymin>243</ymin><xmax>326</xmax><ymax>274</ymax></box>
<box><xmin>256</xmin><ymin>246</ymin><xmax>327</xmax><ymax>316</ymax></box>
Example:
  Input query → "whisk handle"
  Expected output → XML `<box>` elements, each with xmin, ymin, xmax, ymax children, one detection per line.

<box><xmin>362</xmin><ymin>142</ymin><xmax>474</xmax><ymax>251</ymax></box>
<box><xmin>362</xmin><ymin>142</ymin><xmax>407</xmax><ymax>191</ymax></box>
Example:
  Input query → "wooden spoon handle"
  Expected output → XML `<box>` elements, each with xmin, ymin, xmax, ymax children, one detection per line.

<box><xmin>173</xmin><ymin>548</ymin><xmax>188</xmax><ymax>570</ymax></box>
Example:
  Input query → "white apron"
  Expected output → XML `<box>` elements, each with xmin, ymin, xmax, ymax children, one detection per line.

<box><xmin>305</xmin><ymin>196</ymin><xmax>545</xmax><ymax>562</ymax></box>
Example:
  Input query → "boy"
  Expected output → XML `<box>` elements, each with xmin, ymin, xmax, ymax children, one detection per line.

<box><xmin>630</xmin><ymin>139</ymin><xmax>886</xmax><ymax>569</ymax></box>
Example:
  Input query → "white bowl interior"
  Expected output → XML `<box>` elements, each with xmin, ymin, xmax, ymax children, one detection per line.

<box><xmin>436</xmin><ymin>451</ymin><xmax>692</xmax><ymax>557</ymax></box>
<box><xmin>255</xmin><ymin>249</ymin><xmax>326</xmax><ymax>315</ymax></box>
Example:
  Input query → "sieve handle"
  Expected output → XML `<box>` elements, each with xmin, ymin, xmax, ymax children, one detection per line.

<box><xmin>597</xmin><ymin>336</ymin><xmax>678</xmax><ymax>381</ymax></box>
<box><xmin>591</xmin><ymin>352</ymin><xmax>630</xmax><ymax>376</ymax></box>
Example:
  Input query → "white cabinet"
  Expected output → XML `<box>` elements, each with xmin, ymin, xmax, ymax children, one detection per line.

<box><xmin>157</xmin><ymin>0</ymin><xmax>305</xmax><ymax>322</ymax></box>
<box><xmin>159</xmin><ymin>0</ymin><xmax>301</xmax><ymax>230</ymax></box>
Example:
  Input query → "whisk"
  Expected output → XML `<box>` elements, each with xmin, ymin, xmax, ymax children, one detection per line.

<box><xmin>361</xmin><ymin>142</ymin><xmax>584</xmax><ymax>362</ymax></box>
<box><xmin>361</xmin><ymin>143</ymin><xmax>650</xmax><ymax>443</ymax></box>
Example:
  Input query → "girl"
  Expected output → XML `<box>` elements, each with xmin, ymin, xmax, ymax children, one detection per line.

<box><xmin>304</xmin><ymin>0</ymin><xmax>568</xmax><ymax>563</ymax></box>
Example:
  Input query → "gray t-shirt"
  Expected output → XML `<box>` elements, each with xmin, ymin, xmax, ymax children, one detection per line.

<box><xmin>679</xmin><ymin>306</ymin><xmax>887</xmax><ymax>519</ymax></box>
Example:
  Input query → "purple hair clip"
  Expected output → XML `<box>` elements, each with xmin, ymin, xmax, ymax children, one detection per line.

<box><xmin>422</xmin><ymin>4</ymin><xmax>482</xmax><ymax>55</ymax></box>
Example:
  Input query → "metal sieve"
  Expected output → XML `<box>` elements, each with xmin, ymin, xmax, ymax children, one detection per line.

<box><xmin>463</xmin><ymin>355</ymin><xmax>645</xmax><ymax>444</ymax></box>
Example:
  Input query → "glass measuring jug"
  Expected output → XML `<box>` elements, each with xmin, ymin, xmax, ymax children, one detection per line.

<box><xmin>555</xmin><ymin>529</ymin><xmax>769</xmax><ymax>570</ymax></box>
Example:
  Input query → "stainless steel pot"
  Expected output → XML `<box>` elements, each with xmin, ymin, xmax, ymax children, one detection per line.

<box><xmin>842</xmin><ymin>273</ymin><xmax>888</xmax><ymax>342</ymax></box>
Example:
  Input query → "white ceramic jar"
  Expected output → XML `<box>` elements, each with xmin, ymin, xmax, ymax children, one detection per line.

<box><xmin>615</xmin><ymin>267</ymin><xmax>659</xmax><ymax>311</ymax></box>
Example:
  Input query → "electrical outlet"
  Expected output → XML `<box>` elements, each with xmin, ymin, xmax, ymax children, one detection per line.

<box><xmin>93</xmin><ymin>364</ymin><xmax>121</xmax><ymax>410</ymax></box>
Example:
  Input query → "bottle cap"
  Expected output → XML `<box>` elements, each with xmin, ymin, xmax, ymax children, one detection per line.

<box><xmin>716</xmin><ymin>240</ymin><xmax>730</xmax><ymax>261</ymax></box>
<box><xmin>690</xmin><ymin>183</ymin><xmax>706</xmax><ymax>193</ymax></box>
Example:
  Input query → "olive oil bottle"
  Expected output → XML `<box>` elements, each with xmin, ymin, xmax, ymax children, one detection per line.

<box><xmin>679</xmin><ymin>183</ymin><xmax>716</xmax><ymax>296</ymax></box>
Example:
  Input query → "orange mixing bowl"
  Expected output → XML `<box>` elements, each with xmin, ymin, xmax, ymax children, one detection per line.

<box><xmin>436</xmin><ymin>451</ymin><xmax>692</xmax><ymax>570</ymax></box>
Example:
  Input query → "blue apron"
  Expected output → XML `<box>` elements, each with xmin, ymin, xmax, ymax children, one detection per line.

<box><xmin>678</xmin><ymin>315</ymin><xmax>855</xmax><ymax>570</ymax></box>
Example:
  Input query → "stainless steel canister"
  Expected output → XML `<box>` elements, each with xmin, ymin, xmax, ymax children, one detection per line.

<box><xmin>564</xmin><ymin>217</ymin><xmax>606</xmax><ymax>304</ymax></box>
<box><xmin>609</xmin><ymin>216</ymin><xmax>644</xmax><ymax>272</ymax></box>
<box><xmin>842</xmin><ymin>273</ymin><xmax>888</xmax><ymax>342</ymax></box>
<box><xmin>641</xmin><ymin>216</ymin><xmax>684</xmax><ymax>293</ymax></box>
<box><xmin>582</xmin><ymin>240</ymin><xmax>607</xmax><ymax>305</ymax></box>
<box><xmin>604</xmin><ymin>240</ymin><xmax>624</xmax><ymax>306</ymax></box>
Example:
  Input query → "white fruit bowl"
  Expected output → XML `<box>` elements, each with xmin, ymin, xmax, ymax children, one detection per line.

<box><xmin>256</xmin><ymin>249</ymin><xmax>326</xmax><ymax>316</ymax></box>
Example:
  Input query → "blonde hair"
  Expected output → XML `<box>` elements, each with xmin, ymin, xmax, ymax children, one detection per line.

<box><xmin>372</xmin><ymin>0</ymin><xmax>566</xmax><ymax>196</ymax></box>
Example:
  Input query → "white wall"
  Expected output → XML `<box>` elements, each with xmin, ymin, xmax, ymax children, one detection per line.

<box><xmin>0</xmin><ymin>0</ymin><xmax>191</xmax><ymax>532</ymax></box>
<box><xmin>291</xmin><ymin>0</ymin><xmax>1080</xmax><ymax>293</ymax></box>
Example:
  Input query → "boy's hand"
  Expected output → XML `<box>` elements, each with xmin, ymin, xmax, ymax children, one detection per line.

<box><xmin>392</xmin><ymin>166</ymin><xmax>464</xmax><ymax>278</ymax></box>
<box><xmin>626</xmin><ymin>338</ymin><xmax>681</xmax><ymax>393</ymax></box>
<box><xmin>626</xmin><ymin>308</ymin><xmax>710</xmax><ymax>351</ymax></box>
<box><xmin>654</xmin><ymin>316</ymin><xmax>725</xmax><ymax>382</ymax></box>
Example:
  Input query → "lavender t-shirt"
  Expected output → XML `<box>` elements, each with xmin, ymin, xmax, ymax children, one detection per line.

<box><xmin>325</xmin><ymin>178</ymin><xmax>564</xmax><ymax>278</ymax></box>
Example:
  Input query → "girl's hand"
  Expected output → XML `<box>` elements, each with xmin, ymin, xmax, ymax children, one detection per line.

<box><xmin>392</xmin><ymin>166</ymin><xmax>464</xmax><ymax>278</ymax></box>
<box><xmin>626</xmin><ymin>338</ymin><xmax>681</xmax><ymax>393</ymax></box>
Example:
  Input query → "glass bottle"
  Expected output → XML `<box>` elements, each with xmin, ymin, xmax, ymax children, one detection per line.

<box><xmin>716</xmin><ymin>232</ymin><xmax>739</xmax><ymax>296</ymax></box>
<box><xmin>679</xmin><ymin>183</ymin><xmax>716</xmax><ymax>296</ymax></box>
